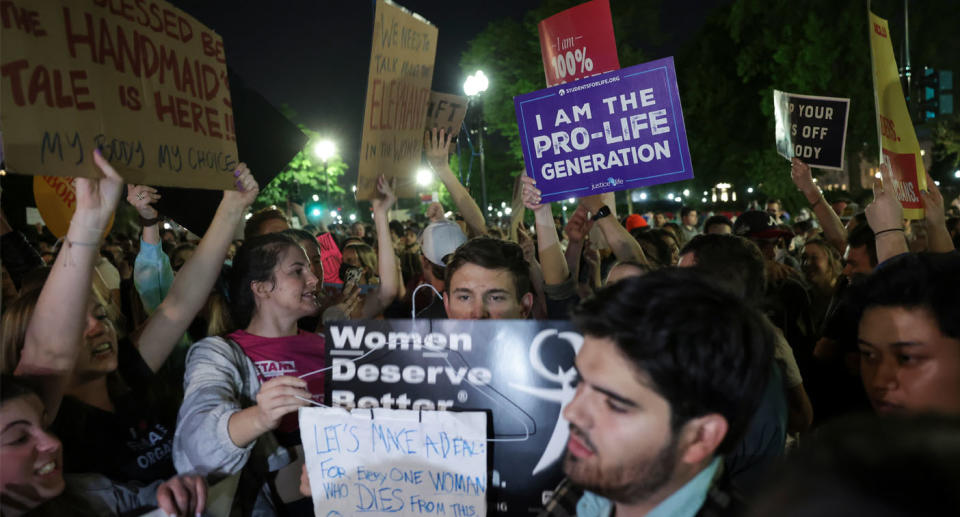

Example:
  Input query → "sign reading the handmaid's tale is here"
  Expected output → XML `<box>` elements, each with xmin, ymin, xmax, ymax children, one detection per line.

<box><xmin>0</xmin><ymin>0</ymin><xmax>237</xmax><ymax>190</ymax></box>
<box><xmin>514</xmin><ymin>57</ymin><xmax>693</xmax><ymax>203</ymax></box>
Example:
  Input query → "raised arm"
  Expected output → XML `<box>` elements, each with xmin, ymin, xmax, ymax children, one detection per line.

<box><xmin>792</xmin><ymin>158</ymin><xmax>846</xmax><ymax>253</ymax></box>
<box><xmin>425</xmin><ymin>128</ymin><xmax>486</xmax><ymax>237</ymax></box>
<box><xmin>18</xmin><ymin>150</ymin><xmax>123</xmax><ymax>417</ymax></box>
<box><xmin>921</xmin><ymin>171</ymin><xmax>955</xmax><ymax>253</ymax></box>
<box><xmin>360</xmin><ymin>175</ymin><xmax>399</xmax><ymax>319</ymax></box>
<box><xmin>135</xmin><ymin>166</ymin><xmax>259</xmax><ymax>372</ymax></box>
<box><xmin>563</xmin><ymin>205</ymin><xmax>594</xmax><ymax>284</ymax></box>
<box><xmin>129</xmin><ymin>185</ymin><xmax>172</xmax><ymax>313</ymax></box>
<box><xmin>521</xmin><ymin>175</ymin><xmax>569</xmax><ymax>286</ymax></box>
<box><xmin>579</xmin><ymin>195</ymin><xmax>647</xmax><ymax>265</ymax></box>
<box><xmin>866</xmin><ymin>163</ymin><xmax>908</xmax><ymax>263</ymax></box>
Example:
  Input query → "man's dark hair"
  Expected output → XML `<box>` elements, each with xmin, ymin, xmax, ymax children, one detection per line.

<box><xmin>765</xmin><ymin>199</ymin><xmax>782</xmax><ymax>208</ymax></box>
<box><xmin>850</xmin><ymin>252</ymin><xmax>960</xmax><ymax>341</ymax></box>
<box><xmin>0</xmin><ymin>373</ymin><xmax>41</xmax><ymax>404</ymax></box>
<box><xmin>792</xmin><ymin>219</ymin><xmax>814</xmax><ymax>235</ymax></box>
<box><xmin>681</xmin><ymin>206</ymin><xmax>697</xmax><ymax>219</ymax></box>
<box><xmin>703</xmin><ymin>215</ymin><xmax>734</xmax><ymax>233</ymax></box>
<box><xmin>445</xmin><ymin>237</ymin><xmax>531</xmax><ymax>298</ymax></box>
<box><xmin>631</xmin><ymin>228</ymin><xmax>672</xmax><ymax>268</ymax></box>
<box><xmin>389</xmin><ymin>220</ymin><xmax>404</xmax><ymax>239</ymax></box>
<box><xmin>846</xmin><ymin>222</ymin><xmax>878</xmax><ymax>267</ymax></box>
<box><xmin>680</xmin><ymin>234</ymin><xmax>766</xmax><ymax>301</ymax></box>
<box><xmin>573</xmin><ymin>269</ymin><xmax>772</xmax><ymax>454</ymax></box>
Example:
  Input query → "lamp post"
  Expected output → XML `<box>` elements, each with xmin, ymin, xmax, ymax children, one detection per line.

<box><xmin>464</xmin><ymin>70</ymin><xmax>489</xmax><ymax>213</ymax></box>
<box><xmin>313</xmin><ymin>139</ymin><xmax>336</xmax><ymax>205</ymax></box>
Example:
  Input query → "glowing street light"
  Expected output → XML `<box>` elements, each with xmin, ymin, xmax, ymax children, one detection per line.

<box><xmin>314</xmin><ymin>140</ymin><xmax>336</xmax><ymax>161</ymax></box>
<box><xmin>682</xmin><ymin>189</ymin><xmax>690</xmax><ymax>197</ymax></box>
<box><xmin>639</xmin><ymin>192</ymin><xmax>647</xmax><ymax>200</ymax></box>
<box><xmin>329</xmin><ymin>210</ymin><xmax>338</xmax><ymax>218</ymax></box>
<box><xmin>463</xmin><ymin>71</ymin><xmax>489</xmax><ymax>97</ymax></box>
<box><xmin>312</xmin><ymin>194</ymin><xmax>320</xmax><ymax>202</ymax></box>
<box><xmin>349</xmin><ymin>214</ymin><xmax>357</xmax><ymax>221</ymax></box>
<box><xmin>464</xmin><ymin>70</ymin><xmax>490</xmax><ymax>214</ymax></box>
<box><xmin>954</xmin><ymin>170</ymin><xmax>960</xmax><ymax>179</ymax></box>
<box><xmin>747</xmin><ymin>187</ymin><xmax>754</xmax><ymax>194</ymax></box>
<box><xmin>311</xmin><ymin>208</ymin><xmax>321</xmax><ymax>217</ymax></box>
<box><xmin>416</xmin><ymin>168</ymin><xmax>433</xmax><ymax>186</ymax></box>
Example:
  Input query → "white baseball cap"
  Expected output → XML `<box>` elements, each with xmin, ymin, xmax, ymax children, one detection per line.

<box><xmin>420</xmin><ymin>220</ymin><xmax>467</xmax><ymax>267</ymax></box>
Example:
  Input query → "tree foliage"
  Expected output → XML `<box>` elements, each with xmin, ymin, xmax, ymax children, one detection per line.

<box><xmin>256</xmin><ymin>127</ymin><xmax>349</xmax><ymax>208</ymax></box>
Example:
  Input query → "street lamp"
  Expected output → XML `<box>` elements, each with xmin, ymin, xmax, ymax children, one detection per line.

<box><xmin>314</xmin><ymin>140</ymin><xmax>336</xmax><ymax>161</ymax></box>
<box><xmin>464</xmin><ymin>70</ymin><xmax>490</xmax><ymax>213</ymax></box>
<box><xmin>416</xmin><ymin>168</ymin><xmax>433</xmax><ymax>186</ymax></box>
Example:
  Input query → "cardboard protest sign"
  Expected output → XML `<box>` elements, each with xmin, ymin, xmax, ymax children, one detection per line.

<box><xmin>869</xmin><ymin>11</ymin><xmax>927</xmax><ymax>220</ymax></box>
<box><xmin>537</xmin><ymin>0</ymin><xmax>619</xmax><ymax>87</ymax></box>
<box><xmin>773</xmin><ymin>90</ymin><xmax>850</xmax><ymax>170</ymax></box>
<box><xmin>326</xmin><ymin>319</ymin><xmax>583</xmax><ymax>515</ymax></box>
<box><xmin>0</xmin><ymin>0</ymin><xmax>237</xmax><ymax>190</ymax></box>
<box><xmin>299</xmin><ymin>407</ymin><xmax>487</xmax><ymax>516</ymax></box>
<box><xmin>514</xmin><ymin>57</ymin><xmax>693</xmax><ymax>203</ymax></box>
<box><xmin>425</xmin><ymin>91</ymin><xmax>468</xmax><ymax>145</ymax></box>
<box><xmin>357</xmin><ymin>0</ymin><xmax>438</xmax><ymax>201</ymax></box>
<box><xmin>32</xmin><ymin>175</ymin><xmax>113</xmax><ymax>238</ymax></box>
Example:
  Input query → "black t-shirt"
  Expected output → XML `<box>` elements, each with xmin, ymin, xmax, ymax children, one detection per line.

<box><xmin>52</xmin><ymin>339</ymin><xmax>177</xmax><ymax>484</ymax></box>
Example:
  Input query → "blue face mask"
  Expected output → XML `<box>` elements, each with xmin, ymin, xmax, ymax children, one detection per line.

<box><xmin>224</xmin><ymin>259</ymin><xmax>232</xmax><ymax>268</ymax></box>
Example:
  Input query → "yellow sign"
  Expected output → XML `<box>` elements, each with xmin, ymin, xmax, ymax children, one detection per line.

<box><xmin>33</xmin><ymin>175</ymin><xmax>113</xmax><ymax>238</ymax></box>
<box><xmin>1</xmin><ymin>0</ymin><xmax>236</xmax><ymax>190</ymax></box>
<box><xmin>868</xmin><ymin>10</ymin><xmax>926</xmax><ymax>220</ymax></box>
<box><xmin>357</xmin><ymin>0</ymin><xmax>438</xmax><ymax>200</ymax></box>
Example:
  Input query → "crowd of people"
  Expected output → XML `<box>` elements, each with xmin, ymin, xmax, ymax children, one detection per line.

<box><xmin>1</xmin><ymin>125</ymin><xmax>959</xmax><ymax>516</ymax></box>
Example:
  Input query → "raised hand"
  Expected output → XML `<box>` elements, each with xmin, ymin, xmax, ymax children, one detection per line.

<box><xmin>156</xmin><ymin>475</ymin><xmax>207</xmax><ymax>517</ymax></box>
<box><xmin>790</xmin><ymin>158</ymin><xmax>820</xmax><ymax>204</ymax></box>
<box><xmin>520</xmin><ymin>175</ymin><xmax>545</xmax><ymax>212</ymax></box>
<box><xmin>426</xmin><ymin>202</ymin><xmax>445</xmax><ymax>222</ymax></box>
<box><xmin>254</xmin><ymin>376</ymin><xmax>310</xmax><ymax>432</ymax></box>
<box><xmin>921</xmin><ymin>170</ymin><xmax>945</xmax><ymax>227</ymax></box>
<box><xmin>126</xmin><ymin>185</ymin><xmax>160</xmax><ymax>219</ymax></box>
<box><xmin>424</xmin><ymin>127</ymin><xmax>453</xmax><ymax>170</ymax></box>
<box><xmin>223</xmin><ymin>163</ymin><xmax>259</xmax><ymax>208</ymax></box>
<box><xmin>565</xmin><ymin>205</ymin><xmax>594</xmax><ymax>243</ymax></box>
<box><xmin>76</xmin><ymin>149</ymin><xmax>125</xmax><ymax>229</ymax></box>
<box><xmin>371</xmin><ymin>175</ymin><xmax>397</xmax><ymax>214</ymax></box>
<box><xmin>865</xmin><ymin>163</ymin><xmax>904</xmax><ymax>233</ymax></box>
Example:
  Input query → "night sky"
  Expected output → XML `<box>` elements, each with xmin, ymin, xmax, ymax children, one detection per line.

<box><xmin>169</xmin><ymin>0</ymin><xmax>726</xmax><ymax>184</ymax></box>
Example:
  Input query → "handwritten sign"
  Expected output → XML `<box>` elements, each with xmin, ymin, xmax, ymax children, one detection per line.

<box><xmin>869</xmin><ymin>11</ymin><xmax>926</xmax><ymax>219</ymax></box>
<box><xmin>514</xmin><ymin>57</ymin><xmax>693</xmax><ymax>203</ymax></box>
<box><xmin>299</xmin><ymin>407</ymin><xmax>487</xmax><ymax>517</ymax></box>
<box><xmin>537</xmin><ymin>0</ymin><xmax>619</xmax><ymax>87</ymax></box>
<box><xmin>773</xmin><ymin>90</ymin><xmax>850</xmax><ymax>170</ymax></box>
<box><xmin>425</xmin><ymin>91</ymin><xmax>467</xmax><ymax>148</ymax></box>
<box><xmin>357</xmin><ymin>0</ymin><xmax>438</xmax><ymax>200</ymax></box>
<box><xmin>326</xmin><ymin>319</ymin><xmax>583</xmax><ymax>515</ymax></box>
<box><xmin>0</xmin><ymin>0</ymin><xmax>236</xmax><ymax>190</ymax></box>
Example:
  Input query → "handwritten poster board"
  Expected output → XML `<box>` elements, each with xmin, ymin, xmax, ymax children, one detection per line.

<box><xmin>425</xmin><ymin>91</ymin><xmax>467</xmax><ymax>147</ymax></box>
<box><xmin>773</xmin><ymin>90</ymin><xmax>850</xmax><ymax>170</ymax></box>
<box><xmin>0</xmin><ymin>0</ymin><xmax>237</xmax><ymax>190</ymax></box>
<box><xmin>299</xmin><ymin>407</ymin><xmax>487</xmax><ymax>517</ymax></box>
<box><xmin>514</xmin><ymin>57</ymin><xmax>693</xmax><ymax>203</ymax></box>
<box><xmin>537</xmin><ymin>0</ymin><xmax>619</xmax><ymax>87</ymax></box>
<box><xmin>357</xmin><ymin>0</ymin><xmax>438</xmax><ymax>200</ymax></box>
<box><xmin>326</xmin><ymin>319</ymin><xmax>583</xmax><ymax>515</ymax></box>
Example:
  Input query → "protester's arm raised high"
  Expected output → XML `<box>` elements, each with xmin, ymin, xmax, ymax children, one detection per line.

<box><xmin>134</xmin><ymin>166</ymin><xmax>259</xmax><ymax>372</ymax></box>
<box><xmin>425</xmin><ymin>128</ymin><xmax>486</xmax><ymax>237</ymax></box>
<box><xmin>359</xmin><ymin>175</ymin><xmax>400</xmax><ymax>319</ymax></box>
<box><xmin>18</xmin><ymin>149</ymin><xmax>123</xmax><ymax>421</ymax></box>
<box><xmin>791</xmin><ymin>158</ymin><xmax>846</xmax><ymax>253</ymax></box>
<box><xmin>563</xmin><ymin>206</ymin><xmax>592</xmax><ymax>285</ymax></box>
<box><xmin>866</xmin><ymin>163</ymin><xmax>909</xmax><ymax>263</ymax></box>
<box><xmin>921</xmin><ymin>171</ymin><xmax>955</xmax><ymax>252</ymax></box>
<box><xmin>521</xmin><ymin>175</ymin><xmax>569</xmax><ymax>286</ymax></box>
<box><xmin>129</xmin><ymin>184</ymin><xmax>173</xmax><ymax>313</ymax></box>
<box><xmin>579</xmin><ymin>194</ymin><xmax>647</xmax><ymax>266</ymax></box>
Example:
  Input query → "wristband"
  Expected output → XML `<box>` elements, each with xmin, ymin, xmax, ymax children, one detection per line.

<box><xmin>590</xmin><ymin>206</ymin><xmax>612</xmax><ymax>221</ymax></box>
<box><xmin>139</xmin><ymin>215</ymin><xmax>161</xmax><ymax>227</ymax></box>
<box><xmin>874</xmin><ymin>227</ymin><xmax>904</xmax><ymax>237</ymax></box>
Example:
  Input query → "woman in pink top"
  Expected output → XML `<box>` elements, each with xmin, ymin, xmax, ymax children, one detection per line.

<box><xmin>173</xmin><ymin>175</ymin><xmax>398</xmax><ymax>513</ymax></box>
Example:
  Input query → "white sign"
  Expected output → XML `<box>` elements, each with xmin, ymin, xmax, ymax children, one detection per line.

<box><xmin>299</xmin><ymin>407</ymin><xmax>487</xmax><ymax>517</ymax></box>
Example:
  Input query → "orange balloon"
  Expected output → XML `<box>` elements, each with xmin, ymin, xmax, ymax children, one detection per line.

<box><xmin>33</xmin><ymin>176</ymin><xmax>113</xmax><ymax>238</ymax></box>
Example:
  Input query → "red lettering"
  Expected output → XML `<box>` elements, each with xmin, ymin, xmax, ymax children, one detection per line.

<box><xmin>52</xmin><ymin>70</ymin><xmax>73</xmax><ymax>108</ymax></box>
<box><xmin>201</xmin><ymin>64</ymin><xmax>219</xmax><ymax>100</ymax></box>
<box><xmin>0</xmin><ymin>1</ymin><xmax>47</xmax><ymax>36</ymax></box>
<box><xmin>0</xmin><ymin>59</ymin><xmax>29</xmax><ymax>105</ymax></box>
<box><xmin>177</xmin><ymin>14</ymin><xmax>192</xmax><ymax>43</ymax></box>
<box><xmin>200</xmin><ymin>32</ymin><xmax>225</xmax><ymax>63</ymax></box>
<box><xmin>154</xmin><ymin>91</ymin><xmax>177</xmax><ymax>124</ymax></box>
<box><xmin>63</xmin><ymin>7</ymin><xmax>97</xmax><ymax>61</ymax></box>
<box><xmin>174</xmin><ymin>97</ymin><xmax>190</xmax><ymax>128</ymax></box>
<box><xmin>369</xmin><ymin>79</ymin><xmax>382</xmax><ymax>130</ymax></box>
<box><xmin>205</xmin><ymin>107</ymin><xmax>221</xmax><ymax>138</ymax></box>
<box><xmin>162</xmin><ymin>9</ymin><xmax>176</xmax><ymax>39</ymax></box>
<box><xmin>190</xmin><ymin>101</ymin><xmax>205</xmax><ymax>134</ymax></box>
<box><xmin>69</xmin><ymin>70</ymin><xmax>95</xmax><ymax>110</ymax></box>
<box><xmin>27</xmin><ymin>64</ymin><xmax>53</xmax><ymax>107</ymax></box>
<box><xmin>180</xmin><ymin>56</ymin><xmax>196</xmax><ymax>97</ymax></box>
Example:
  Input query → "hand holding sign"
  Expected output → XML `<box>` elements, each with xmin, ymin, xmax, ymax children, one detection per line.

<box><xmin>255</xmin><ymin>376</ymin><xmax>311</xmax><ymax>433</ymax></box>
<box><xmin>75</xmin><ymin>149</ymin><xmax>125</xmax><ymax>231</ymax></box>
<box><xmin>520</xmin><ymin>175</ymin><xmax>545</xmax><ymax>211</ymax></box>
<box><xmin>425</xmin><ymin>128</ymin><xmax>454</xmax><ymax>170</ymax></box>
<box><xmin>223</xmin><ymin>163</ymin><xmax>260</xmax><ymax>208</ymax></box>
<box><xmin>790</xmin><ymin>158</ymin><xmax>821</xmax><ymax>205</ymax></box>
<box><xmin>866</xmin><ymin>164</ymin><xmax>904</xmax><ymax>235</ymax></box>
<box><xmin>127</xmin><ymin>185</ymin><xmax>161</xmax><ymax>219</ymax></box>
<box><xmin>921</xmin><ymin>171</ymin><xmax>946</xmax><ymax>229</ymax></box>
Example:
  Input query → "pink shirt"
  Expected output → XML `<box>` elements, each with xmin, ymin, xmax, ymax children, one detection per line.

<box><xmin>229</xmin><ymin>329</ymin><xmax>325</xmax><ymax>434</ymax></box>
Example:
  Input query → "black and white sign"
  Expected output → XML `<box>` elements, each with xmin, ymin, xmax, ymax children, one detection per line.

<box><xmin>774</xmin><ymin>90</ymin><xmax>850</xmax><ymax>170</ymax></box>
<box><xmin>325</xmin><ymin>319</ymin><xmax>582</xmax><ymax>516</ymax></box>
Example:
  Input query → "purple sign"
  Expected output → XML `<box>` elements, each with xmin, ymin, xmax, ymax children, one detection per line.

<box><xmin>514</xmin><ymin>57</ymin><xmax>693</xmax><ymax>202</ymax></box>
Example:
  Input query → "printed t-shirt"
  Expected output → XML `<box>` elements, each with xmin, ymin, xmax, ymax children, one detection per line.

<box><xmin>53</xmin><ymin>339</ymin><xmax>176</xmax><ymax>484</ymax></box>
<box><xmin>228</xmin><ymin>329</ymin><xmax>326</xmax><ymax>439</ymax></box>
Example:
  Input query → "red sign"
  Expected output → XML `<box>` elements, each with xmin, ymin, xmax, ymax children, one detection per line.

<box><xmin>537</xmin><ymin>0</ymin><xmax>619</xmax><ymax>87</ymax></box>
